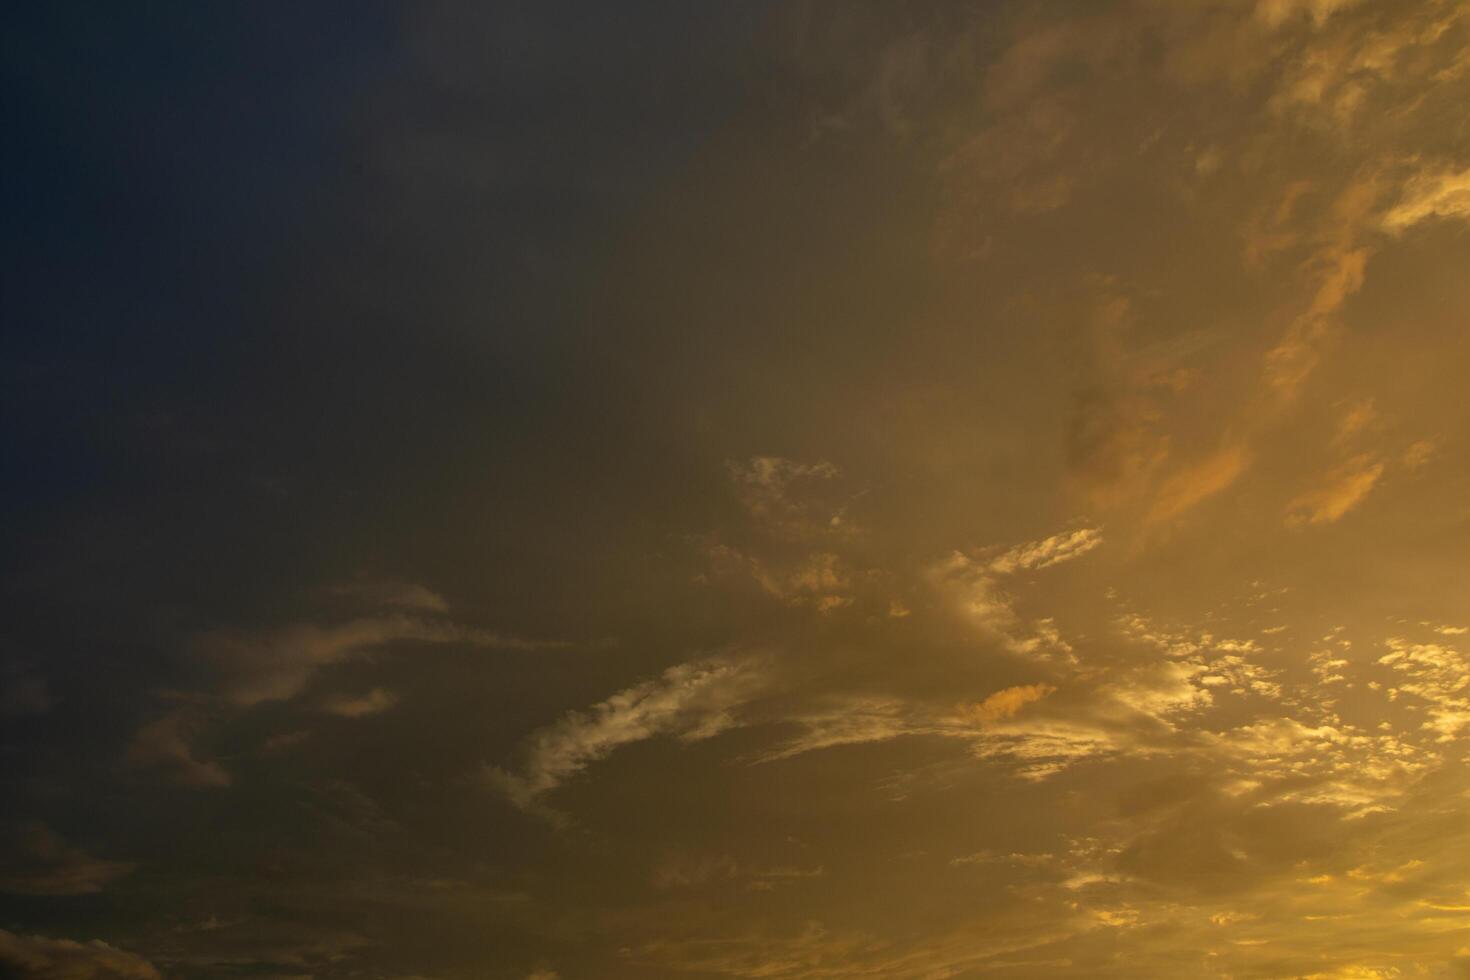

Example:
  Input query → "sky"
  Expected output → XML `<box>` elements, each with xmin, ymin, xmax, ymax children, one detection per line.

<box><xmin>3</xmin><ymin>2</ymin><xmax>1470</xmax><ymax>978</ymax></box>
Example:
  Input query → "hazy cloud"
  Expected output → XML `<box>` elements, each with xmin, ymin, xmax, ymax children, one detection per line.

<box><xmin>1286</xmin><ymin>454</ymin><xmax>1385</xmax><ymax>526</ymax></box>
<box><xmin>1146</xmin><ymin>445</ymin><xmax>1252</xmax><ymax>524</ymax></box>
<box><xmin>196</xmin><ymin>615</ymin><xmax>482</xmax><ymax>707</ymax></box>
<box><xmin>319</xmin><ymin>687</ymin><xmax>399</xmax><ymax>718</ymax></box>
<box><xmin>327</xmin><ymin>580</ymin><xmax>450</xmax><ymax>613</ymax></box>
<box><xmin>124</xmin><ymin>709</ymin><xmax>232</xmax><ymax>789</ymax></box>
<box><xmin>727</xmin><ymin>456</ymin><xmax>846</xmax><ymax>538</ymax></box>
<box><xmin>0</xmin><ymin>824</ymin><xmax>136</xmax><ymax>897</ymax></box>
<box><xmin>0</xmin><ymin>930</ymin><xmax>160</xmax><ymax>980</ymax></box>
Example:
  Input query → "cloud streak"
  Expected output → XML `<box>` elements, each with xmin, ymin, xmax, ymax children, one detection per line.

<box><xmin>489</xmin><ymin>656</ymin><xmax>768</xmax><ymax>811</ymax></box>
<box><xmin>0</xmin><ymin>930</ymin><xmax>160</xmax><ymax>980</ymax></box>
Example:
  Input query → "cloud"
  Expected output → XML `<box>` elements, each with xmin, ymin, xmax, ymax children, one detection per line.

<box><xmin>327</xmin><ymin>580</ymin><xmax>450</xmax><ymax>613</ymax></box>
<box><xmin>183</xmin><ymin>579</ymin><xmax>558</xmax><ymax>716</ymax></box>
<box><xmin>1286</xmin><ymin>454</ymin><xmax>1385</xmax><ymax>526</ymax></box>
<box><xmin>756</xmin><ymin>654</ymin><xmax>1211</xmax><ymax>781</ymax></box>
<box><xmin>1252</xmin><ymin>0</ymin><xmax>1364</xmax><ymax>29</ymax></box>
<box><xmin>1334</xmin><ymin>399</ymin><xmax>1378</xmax><ymax>444</ymax></box>
<box><xmin>489</xmin><ymin>656</ymin><xmax>767</xmax><ymax>810</ymax></box>
<box><xmin>196</xmin><ymin>616</ymin><xmax>464</xmax><ymax>707</ymax></box>
<box><xmin>319</xmin><ymin>687</ymin><xmax>399</xmax><ymax>718</ymax></box>
<box><xmin>702</xmin><ymin>545</ymin><xmax>854</xmax><ymax>611</ymax></box>
<box><xmin>1401</xmin><ymin>439</ymin><xmax>1437</xmax><ymax>470</ymax></box>
<box><xmin>1381</xmin><ymin>167</ymin><xmax>1470</xmax><ymax>233</ymax></box>
<box><xmin>124</xmin><ymin>709</ymin><xmax>232</xmax><ymax>789</ymax></box>
<box><xmin>970</xmin><ymin>660</ymin><xmax>1214</xmax><ymax>780</ymax></box>
<box><xmin>1104</xmin><ymin>660</ymin><xmax>1214</xmax><ymax>719</ymax></box>
<box><xmin>967</xmin><ymin>684</ymin><xmax>1056</xmax><ymax>724</ymax></box>
<box><xmin>1378</xmin><ymin>638</ymin><xmax>1470</xmax><ymax>742</ymax></box>
<box><xmin>949</xmin><ymin>849</ymin><xmax>1057</xmax><ymax>869</ymax></box>
<box><xmin>926</xmin><ymin>527</ymin><xmax>1101</xmax><ymax>662</ymax></box>
<box><xmin>1068</xmin><ymin>387</ymin><xmax>1171</xmax><ymax>510</ymax></box>
<box><xmin>986</xmin><ymin>527</ymin><xmax>1103</xmax><ymax>575</ymax></box>
<box><xmin>261</xmin><ymin>730</ymin><xmax>311</xmax><ymax>753</ymax></box>
<box><xmin>1261</xmin><ymin>178</ymin><xmax>1380</xmax><ymax>399</ymax></box>
<box><xmin>137</xmin><ymin>918</ymin><xmax>371</xmax><ymax>974</ymax></box>
<box><xmin>1146</xmin><ymin>444</ymin><xmax>1252</xmax><ymax>523</ymax></box>
<box><xmin>493</xmin><ymin>542</ymin><xmax>1086</xmax><ymax>793</ymax></box>
<box><xmin>0</xmin><ymin>930</ymin><xmax>161</xmax><ymax>980</ymax></box>
<box><xmin>1254</xmin><ymin>0</ymin><xmax>1362</xmax><ymax>29</ymax></box>
<box><xmin>126</xmin><ymin>593</ymin><xmax>569</xmax><ymax>789</ymax></box>
<box><xmin>297</xmin><ymin>779</ymin><xmax>401</xmax><ymax>844</ymax></box>
<box><xmin>194</xmin><ymin>614</ymin><xmax>564</xmax><ymax>707</ymax></box>
<box><xmin>1201</xmin><ymin>715</ymin><xmax>1427</xmax><ymax>818</ymax></box>
<box><xmin>1262</xmin><ymin>3</ymin><xmax>1457</xmax><ymax>125</ymax></box>
<box><xmin>753</xmin><ymin>695</ymin><xmax>935</xmax><ymax>763</ymax></box>
<box><xmin>630</xmin><ymin>918</ymin><xmax>1075</xmax><ymax>980</ymax></box>
<box><xmin>1264</xmin><ymin>250</ymin><xmax>1371</xmax><ymax>396</ymax></box>
<box><xmin>13</xmin><ymin>2</ymin><xmax>1470</xmax><ymax>977</ymax></box>
<box><xmin>726</xmin><ymin>456</ymin><xmax>845</xmax><ymax>537</ymax></box>
<box><xmin>651</xmin><ymin>852</ymin><xmax>823</xmax><ymax>891</ymax></box>
<box><xmin>0</xmin><ymin>823</ymin><xmax>136</xmax><ymax>897</ymax></box>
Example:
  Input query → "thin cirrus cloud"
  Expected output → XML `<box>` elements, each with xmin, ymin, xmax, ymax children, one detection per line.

<box><xmin>193</xmin><ymin>614</ymin><xmax>529</xmax><ymax>708</ymax></box>
<box><xmin>124</xmin><ymin>588</ymin><xmax>571</xmax><ymax>788</ymax></box>
<box><xmin>488</xmin><ymin>656</ymin><xmax>768</xmax><ymax>812</ymax></box>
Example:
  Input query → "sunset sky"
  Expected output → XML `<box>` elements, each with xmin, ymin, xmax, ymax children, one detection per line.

<box><xmin>4</xmin><ymin>3</ymin><xmax>1470</xmax><ymax>978</ymax></box>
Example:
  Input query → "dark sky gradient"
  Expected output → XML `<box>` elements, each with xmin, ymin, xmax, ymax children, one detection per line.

<box><xmin>5</xmin><ymin>3</ymin><xmax>1470</xmax><ymax>978</ymax></box>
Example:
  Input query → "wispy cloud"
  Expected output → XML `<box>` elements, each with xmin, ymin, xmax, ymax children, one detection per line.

<box><xmin>927</xmin><ymin>527</ymin><xmax>1101</xmax><ymax>662</ymax></box>
<box><xmin>726</xmin><ymin>456</ymin><xmax>847</xmax><ymax>538</ymax></box>
<box><xmin>124</xmin><ymin>708</ymin><xmax>232</xmax><ymax>789</ymax></box>
<box><xmin>319</xmin><ymin>687</ymin><xmax>399</xmax><ymax>718</ymax></box>
<box><xmin>1146</xmin><ymin>445</ymin><xmax>1251</xmax><ymax>523</ymax></box>
<box><xmin>986</xmin><ymin>527</ymin><xmax>1103</xmax><ymax>575</ymax></box>
<box><xmin>0</xmin><ymin>824</ymin><xmax>136</xmax><ymax>897</ymax></box>
<box><xmin>1286</xmin><ymin>454</ymin><xmax>1385</xmax><ymax>526</ymax></box>
<box><xmin>1381</xmin><ymin>166</ymin><xmax>1470</xmax><ymax>233</ymax></box>
<box><xmin>0</xmin><ymin>929</ymin><xmax>161</xmax><ymax>979</ymax></box>
<box><xmin>194</xmin><ymin>614</ymin><xmax>548</xmax><ymax>708</ymax></box>
<box><xmin>489</xmin><ymin>656</ymin><xmax>767</xmax><ymax>811</ymax></box>
<box><xmin>326</xmin><ymin>579</ymin><xmax>450</xmax><ymax>613</ymax></box>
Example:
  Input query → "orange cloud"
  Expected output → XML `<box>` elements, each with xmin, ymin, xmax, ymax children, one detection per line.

<box><xmin>969</xmin><ymin>683</ymin><xmax>1057</xmax><ymax>724</ymax></box>
<box><xmin>1286</xmin><ymin>455</ymin><xmax>1385</xmax><ymax>526</ymax></box>
<box><xmin>1146</xmin><ymin>444</ymin><xmax>1252</xmax><ymax>523</ymax></box>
